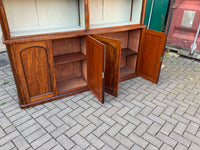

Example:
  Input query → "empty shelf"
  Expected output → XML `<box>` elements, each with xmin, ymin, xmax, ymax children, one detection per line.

<box><xmin>57</xmin><ymin>77</ymin><xmax>87</xmax><ymax>94</ymax></box>
<box><xmin>120</xmin><ymin>66</ymin><xmax>135</xmax><ymax>77</ymax></box>
<box><xmin>121</xmin><ymin>48</ymin><xmax>137</xmax><ymax>56</ymax></box>
<box><xmin>54</xmin><ymin>52</ymin><xmax>86</xmax><ymax>65</ymax></box>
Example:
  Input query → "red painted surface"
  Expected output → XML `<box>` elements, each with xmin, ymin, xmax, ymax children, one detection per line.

<box><xmin>167</xmin><ymin>0</ymin><xmax>200</xmax><ymax>51</ymax></box>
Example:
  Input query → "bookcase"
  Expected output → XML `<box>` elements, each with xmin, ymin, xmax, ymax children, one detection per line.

<box><xmin>0</xmin><ymin>0</ymin><xmax>166</xmax><ymax>108</ymax></box>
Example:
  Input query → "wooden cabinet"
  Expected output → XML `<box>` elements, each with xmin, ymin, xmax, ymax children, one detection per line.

<box><xmin>0</xmin><ymin>0</ymin><xmax>166</xmax><ymax>108</ymax></box>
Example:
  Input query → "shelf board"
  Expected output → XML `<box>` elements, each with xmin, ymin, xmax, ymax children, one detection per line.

<box><xmin>120</xmin><ymin>66</ymin><xmax>135</xmax><ymax>77</ymax></box>
<box><xmin>121</xmin><ymin>48</ymin><xmax>137</xmax><ymax>56</ymax></box>
<box><xmin>54</xmin><ymin>52</ymin><xmax>86</xmax><ymax>65</ymax></box>
<box><xmin>4</xmin><ymin>25</ymin><xmax>147</xmax><ymax>44</ymax></box>
<box><xmin>57</xmin><ymin>77</ymin><xmax>87</xmax><ymax>94</ymax></box>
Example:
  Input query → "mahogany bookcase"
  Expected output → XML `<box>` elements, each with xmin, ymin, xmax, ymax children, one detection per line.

<box><xmin>0</xmin><ymin>0</ymin><xmax>166</xmax><ymax>109</ymax></box>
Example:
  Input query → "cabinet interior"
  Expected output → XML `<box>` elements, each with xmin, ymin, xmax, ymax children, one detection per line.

<box><xmin>3</xmin><ymin>0</ymin><xmax>85</xmax><ymax>37</ymax></box>
<box><xmin>52</xmin><ymin>29</ymin><xmax>140</xmax><ymax>94</ymax></box>
<box><xmin>52</xmin><ymin>37</ymin><xmax>87</xmax><ymax>94</ymax></box>
<box><xmin>90</xmin><ymin>0</ymin><xmax>143</xmax><ymax>28</ymax></box>
<box><xmin>102</xmin><ymin>29</ymin><xmax>141</xmax><ymax>78</ymax></box>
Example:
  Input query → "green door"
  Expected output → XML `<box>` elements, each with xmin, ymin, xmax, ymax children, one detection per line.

<box><xmin>144</xmin><ymin>0</ymin><xmax>169</xmax><ymax>32</ymax></box>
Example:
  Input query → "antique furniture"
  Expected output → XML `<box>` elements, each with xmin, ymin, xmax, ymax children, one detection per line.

<box><xmin>0</xmin><ymin>0</ymin><xmax>166</xmax><ymax>109</ymax></box>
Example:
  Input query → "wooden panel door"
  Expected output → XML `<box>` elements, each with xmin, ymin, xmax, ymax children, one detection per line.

<box><xmin>13</xmin><ymin>41</ymin><xmax>57</xmax><ymax>104</ymax></box>
<box><xmin>137</xmin><ymin>29</ymin><xmax>166</xmax><ymax>83</ymax></box>
<box><xmin>92</xmin><ymin>35</ymin><xmax>121</xmax><ymax>97</ymax></box>
<box><xmin>86</xmin><ymin>36</ymin><xmax>105</xmax><ymax>103</ymax></box>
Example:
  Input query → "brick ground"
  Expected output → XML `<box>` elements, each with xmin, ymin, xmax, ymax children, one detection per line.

<box><xmin>0</xmin><ymin>51</ymin><xmax>200</xmax><ymax>150</ymax></box>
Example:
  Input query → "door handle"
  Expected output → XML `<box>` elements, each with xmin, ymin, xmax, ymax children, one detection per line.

<box><xmin>101</xmin><ymin>72</ymin><xmax>104</xmax><ymax>78</ymax></box>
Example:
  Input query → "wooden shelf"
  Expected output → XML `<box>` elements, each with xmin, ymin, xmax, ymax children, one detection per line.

<box><xmin>4</xmin><ymin>25</ymin><xmax>147</xmax><ymax>44</ymax></box>
<box><xmin>54</xmin><ymin>52</ymin><xmax>86</xmax><ymax>65</ymax></box>
<box><xmin>120</xmin><ymin>66</ymin><xmax>135</xmax><ymax>77</ymax></box>
<box><xmin>121</xmin><ymin>48</ymin><xmax>137</xmax><ymax>56</ymax></box>
<box><xmin>57</xmin><ymin>77</ymin><xmax>87</xmax><ymax>94</ymax></box>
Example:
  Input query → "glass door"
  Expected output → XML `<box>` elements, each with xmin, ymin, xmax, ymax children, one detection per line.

<box><xmin>3</xmin><ymin>0</ymin><xmax>85</xmax><ymax>37</ymax></box>
<box><xmin>89</xmin><ymin>0</ymin><xmax>143</xmax><ymax>29</ymax></box>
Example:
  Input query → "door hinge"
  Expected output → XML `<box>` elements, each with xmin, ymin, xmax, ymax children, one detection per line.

<box><xmin>159</xmin><ymin>56</ymin><xmax>163</xmax><ymax>62</ymax></box>
<box><xmin>101</xmin><ymin>72</ymin><xmax>104</xmax><ymax>78</ymax></box>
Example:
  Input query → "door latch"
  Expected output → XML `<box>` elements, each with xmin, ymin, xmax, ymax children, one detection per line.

<box><xmin>159</xmin><ymin>56</ymin><xmax>163</xmax><ymax>62</ymax></box>
<box><xmin>101</xmin><ymin>72</ymin><xmax>104</xmax><ymax>78</ymax></box>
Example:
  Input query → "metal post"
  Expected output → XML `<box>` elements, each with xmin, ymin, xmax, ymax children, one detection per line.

<box><xmin>191</xmin><ymin>22</ymin><xmax>200</xmax><ymax>55</ymax></box>
<box><xmin>147</xmin><ymin>0</ymin><xmax>155</xmax><ymax>29</ymax></box>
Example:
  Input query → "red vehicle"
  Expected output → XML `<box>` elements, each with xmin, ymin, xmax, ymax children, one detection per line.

<box><xmin>167</xmin><ymin>0</ymin><xmax>200</xmax><ymax>58</ymax></box>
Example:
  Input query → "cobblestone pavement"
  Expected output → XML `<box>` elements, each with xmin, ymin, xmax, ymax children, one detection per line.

<box><xmin>0</xmin><ymin>51</ymin><xmax>200</xmax><ymax>150</ymax></box>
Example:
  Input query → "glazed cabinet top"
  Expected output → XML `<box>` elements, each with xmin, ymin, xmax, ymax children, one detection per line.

<box><xmin>0</xmin><ymin>0</ymin><xmax>146</xmax><ymax>43</ymax></box>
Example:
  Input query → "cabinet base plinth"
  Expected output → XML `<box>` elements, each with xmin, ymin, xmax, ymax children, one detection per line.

<box><xmin>20</xmin><ymin>87</ymin><xmax>88</xmax><ymax>109</ymax></box>
<box><xmin>119</xmin><ymin>74</ymin><xmax>138</xmax><ymax>82</ymax></box>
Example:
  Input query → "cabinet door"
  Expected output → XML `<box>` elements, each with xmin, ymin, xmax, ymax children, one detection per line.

<box><xmin>86</xmin><ymin>36</ymin><xmax>105</xmax><ymax>103</ymax></box>
<box><xmin>13</xmin><ymin>41</ymin><xmax>57</xmax><ymax>104</ymax></box>
<box><xmin>92</xmin><ymin>35</ymin><xmax>121</xmax><ymax>97</ymax></box>
<box><xmin>137</xmin><ymin>29</ymin><xmax>166</xmax><ymax>83</ymax></box>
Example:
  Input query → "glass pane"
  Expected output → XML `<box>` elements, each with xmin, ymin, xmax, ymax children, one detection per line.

<box><xmin>181</xmin><ymin>10</ymin><xmax>196</xmax><ymax>28</ymax></box>
<box><xmin>131</xmin><ymin>0</ymin><xmax>143</xmax><ymax>24</ymax></box>
<box><xmin>3</xmin><ymin>0</ymin><xmax>85</xmax><ymax>37</ymax></box>
<box><xmin>90</xmin><ymin>0</ymin><xmax>143</xmax><ymax>28</ymax></box>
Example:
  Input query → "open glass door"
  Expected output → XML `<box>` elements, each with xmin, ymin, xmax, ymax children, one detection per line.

<box><xmin>137</xmin><ymin>29</ymin><xmax>167</xmax><ymax>83</ymax></box>
<box><xmin>86</xmin><ymin>36</ymin><xmax>105</xmax><ymax>103</ymax></box>
<box><xmin>92</xmin><ymin>35</ymin><xmax>121</xmax><ymax>97</ymax></box>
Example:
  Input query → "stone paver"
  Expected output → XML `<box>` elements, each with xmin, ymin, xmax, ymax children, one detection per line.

<box><xmin>0</xmin><ymin>51</ymin><xmax>200</xmax><ymax>150</ymax></box>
